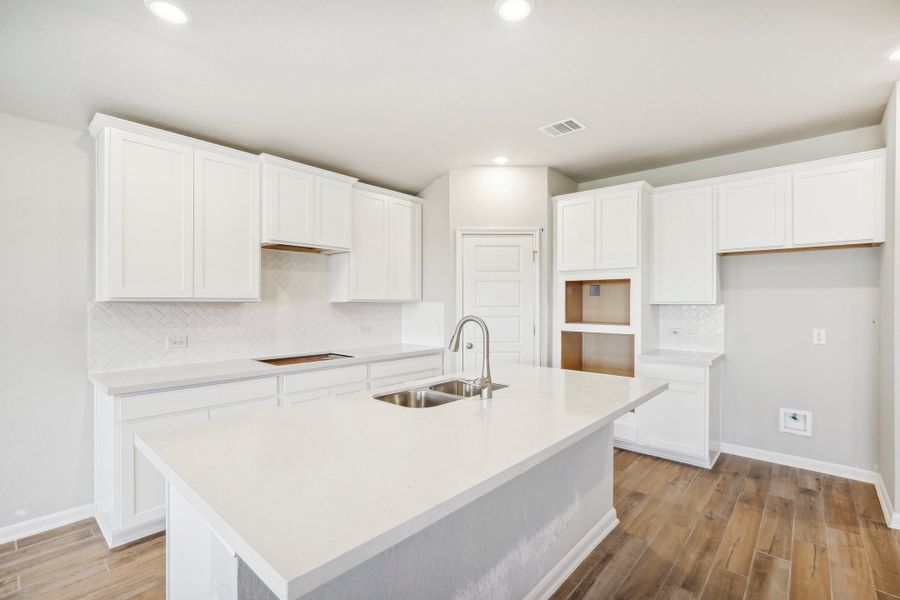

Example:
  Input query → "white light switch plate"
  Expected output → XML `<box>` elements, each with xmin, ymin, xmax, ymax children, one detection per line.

<box><xmin>812</xmin><ymin>329</ymin><xmax>826</xmax><ymax>345</ymax></box>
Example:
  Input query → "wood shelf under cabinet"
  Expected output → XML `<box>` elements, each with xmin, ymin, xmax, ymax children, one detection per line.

<box><xmin>565</xmin><ymin>279</ymin><xmax>630</xmax><ymax>326</ymax></box>
<box><xmin>561</xmin><ymin>331</ymin><xmax>635</xmax><ymax>378</ymax></box>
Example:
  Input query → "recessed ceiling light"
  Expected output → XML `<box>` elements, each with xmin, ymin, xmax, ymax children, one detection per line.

<box><xmin>493</xmin><ymin>156</ymin><xmax>510</xmax><ymax>165</ymax></box>
<box><xmin>890</xmin><ymin>47</ymin><xmax>900</xmax><ymax>61</ymax></box>
<box><xmin>495</xmin><ymin>0</ymin><xmax>532</xmax><ymax>22</ymax></box>
<box><xmin>144</xmin><ymin>0</ymin><xmax>190</xmax><ymax>24</ymax></box>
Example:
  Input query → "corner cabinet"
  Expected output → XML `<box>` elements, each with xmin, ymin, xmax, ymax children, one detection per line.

<box><xmin>554</xmin><ymin>183</ymin><xmax>644</xmax><ymax>272</ymax></box>
<box><xmin>91</xmin><ymin>114</ymin><xmax>260</xmax><ymax>302</ymax></box>
<box><xmin>651</xmin><ymin>186</ymin><xmax>718</xmax><ymax>304</ymax></box>
<box><xmin>330</xmin><ymin>184</ymin><xmax>422</xmax><ymax>302</ymax></box>
<box><xmin>260</xmin><ymin>154</ymin><xmax>355</xmax><ymax>252</ymax></box>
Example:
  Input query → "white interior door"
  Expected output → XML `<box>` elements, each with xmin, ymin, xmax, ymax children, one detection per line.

<box><xmin>460</xmin><ymin>233</ymin><xmax>537</xmax><ymax>372</ymax></box>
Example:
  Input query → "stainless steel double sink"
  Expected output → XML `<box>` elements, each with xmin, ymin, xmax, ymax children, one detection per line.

<box><xmin>374</xmin><ymin>379</ymin><xmax>508</xmax><ymax>408</ymax></box>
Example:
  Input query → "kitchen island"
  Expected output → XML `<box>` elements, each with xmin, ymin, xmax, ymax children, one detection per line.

<box><xmin>136</xmin><ymin>363</ymin><xmax>667</xmax><ymax>600</ymax></box>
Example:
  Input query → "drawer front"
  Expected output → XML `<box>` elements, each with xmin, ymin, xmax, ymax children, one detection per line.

<box><xmin>121</xmin><ymin>378</ymin><xmax>277</xmax><ymax>421</ymax></box>
<box><xmin>285</xmin><ymin>380</ymin><xmax>369</xmax><ymax>405</ymax></box>
<box><xmin>369</xmin><ymin>354</ymin><xmax>443</xmax><ymax>380</ymax></box>
<box><xmin>371</xmin><ymin>368</ymin><xmax>443</xmax><ymax>390</ymax></box>
<box><xmin>639</xmin><ymin>362</ymin><xmax>706</xmax><ymax>384</ymax></box>
<box><xmin>209</xmin><ymin>397</ymin><xmax>279</xmax><ymax>420</ymax></box>
<box><xmin>282</xmin><ymin>365</ymin><xmax>368</xmax><ymax>394</ymax></box>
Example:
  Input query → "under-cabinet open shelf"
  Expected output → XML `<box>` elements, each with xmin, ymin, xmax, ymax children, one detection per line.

<box><xmin>565</xmin><ymin>279</ymin><xmax>630</xmax><ymax>326</ymax></box>
<box><xmin>560</xmin><ymin>331</ymin><xmax>635</xmax><ymax>378</ymax></box>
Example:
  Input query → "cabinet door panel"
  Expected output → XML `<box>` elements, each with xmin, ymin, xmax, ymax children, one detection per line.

<box><xmin>716</xmin><ymin>175</ymin><xmax>786</xmax><ymax>251</ymax></box>
<box><xmin>209</xmin><ymin>397</ymin><xmax>278</xmax><ymax>419</ymax></box>
<box><xmin>316</xmin><ymin>177</ymin><xmax>352</xmax><ymax>249</ymax></box>
<box><xmin>265</xmin><ymin>165</ymin><xmax>315</xmax><ymax>244</ymax></box>
<box><xmin>637</xmin><ymin>382</ymin><xmax>706</xmax><ymax>458</ymax></box>
<box><xmin>792</xmin><ymin>159</ymin><xmax>876</xmax><ymax>245</ymax></box>
<box><xmin>122</xmin><ymin>411</ymin><xmax>208</xmax><ymax>528</ymax></box>
<box><xmin>108</xmin><ymin>129</ymin><xmax>194</xmax><ymax>298</ymax></box>
<box><xmin>388</xmin><ymin>199</ymin><xmax>421</xmax><ymax>300</ymax></box>
<box><xmin>557</xmin><ymin>197</ymin><xmax>596</xmax><ymax>271</ymax></box>
<box><xmin>596</xmin><ymin>190</ymin><xmax>639</xmax><ymax>269</ymax></box>
<box><xmin>349</xmin><ymin>191</ymin><xmax>389</xmax><ymax>299</ymax></box>
<box><xmin>194</xmin><ymin>150</ymin><xmax>260</xmax><ymax>299</ymax></box>
<box><xmin>652</xmin><ymin>187</ymin><xmax>716</xmax><ymax>303</ymax></box>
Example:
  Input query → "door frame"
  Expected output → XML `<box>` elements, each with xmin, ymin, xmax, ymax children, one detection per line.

<box><xmin>454</xmin><ymin>227</ymin><xmax>542</xmax><ymax>369</ymax></box>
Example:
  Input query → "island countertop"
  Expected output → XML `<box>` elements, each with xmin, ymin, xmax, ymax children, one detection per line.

<box><xmin>136</xmin><ymin>363</ymin><xmax>667</xmax><ymax>599</ymax></box>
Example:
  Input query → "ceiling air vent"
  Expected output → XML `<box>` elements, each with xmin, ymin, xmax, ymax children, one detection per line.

<box><xmin>539</xmin><ymin>118</ymin><xmax>587</xmax><ymax>138</ymax></box>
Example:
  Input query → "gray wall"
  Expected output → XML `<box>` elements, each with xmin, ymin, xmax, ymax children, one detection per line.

<box><xmin>721</xmin><ymin>249</ymin><xmax>880</xmax><ymax>469</ymax></box>
<box><xmin>0</xmin><ymin>113</ymin><xmax>94</xmax><ymax>529</ymax></box>
<box><xmin>881</xmin><ymin>85</ymin><xmax>899</xmax><ymax>508</ymax></box>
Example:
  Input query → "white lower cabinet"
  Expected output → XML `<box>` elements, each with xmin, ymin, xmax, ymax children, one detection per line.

<box><xmin>94</xmin><ymin>352</ymin><xmax>444</xmax><ymax>547</ymax></box>
<box><xmin>613</xmin><ymin>358</ymin><xmax>722</xmax><ymax>468</ymax></box>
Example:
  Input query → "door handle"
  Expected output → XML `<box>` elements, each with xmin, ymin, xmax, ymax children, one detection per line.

<box><xmin>465</xmin><ymin>342</ymin><xmax>473</xmax><ymax>349</ymax></box>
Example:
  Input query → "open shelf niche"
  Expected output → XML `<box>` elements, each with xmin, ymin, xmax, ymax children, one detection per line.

<box><xmin>565</xmin><ymin>279</ymin><xmax>631</xmax><ymax>326</ymax></box>
<box><xmin>560</xmin><ymin>331</ymin><xmax>635</xmax><ymax>378</ymax></box>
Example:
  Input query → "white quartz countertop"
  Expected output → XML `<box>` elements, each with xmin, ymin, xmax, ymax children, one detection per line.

<box><xmin>88</xmin><ymin>343</ymin><xmax>443</xmax><ymax>395</ymax></box>
<box><xmin>640</xmin><ymin>349</ymin><xmax>724</xmax><ymax>367</ymax></box>
<box><xmin>135</xmin><ymin>363</ymin><xmax>667</xmax><ymax>599</ymax></box>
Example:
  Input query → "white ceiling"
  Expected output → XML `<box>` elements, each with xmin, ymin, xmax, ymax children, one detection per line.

<box><xmin>2</xmin><ymin>0</ymin><xmax>900</xmax><ymax>193</ymax></box>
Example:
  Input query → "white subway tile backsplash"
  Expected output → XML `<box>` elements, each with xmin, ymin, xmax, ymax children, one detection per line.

<box><xmin>657</xmin><ymin>304</ymin><xmax>725</xmax><ymax>353</ymax></box>
<box><xmin>88</xmin><ymin>251</ymin><xmax>401</xmax><ymax>371</ymax></box>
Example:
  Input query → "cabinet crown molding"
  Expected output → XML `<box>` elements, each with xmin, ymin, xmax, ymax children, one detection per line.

<box><xmin>353</xmin><ymin>181</ymin><xmax>423</xmax><ymax>204</ymax></box>
<box><xmin>88</xmin><ymin>113</ymin><xmax>258</xmax><ymax>161</ymax></box>
<box><xmin>553</xmin><ymin>180</ymin><xmax>653</xmax><ymax>202</ymax></box>
<box><xmin>259</xmin><ymin>153</ymin><xmax>358</xmax><ymax>183</ymax></box>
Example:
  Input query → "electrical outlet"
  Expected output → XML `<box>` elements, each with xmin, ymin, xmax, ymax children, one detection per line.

<box><xmin>359</xmin><ymin>324</ymin><xmax>372</xmax><ymax>335</ymax></box>
<box><xmin>779</xmin><ymin>408</ymin><xmax>812</xmax><ymax>437</ymax></box>
<box><xmin>166</xmin><ymin>335</ymin><xmax>188</xmax><ymax>349</ymax></box>
<box><xmin>589</xmin><ymin>284</ymin><xmax>602</xmax><ymax>297</ymax></box>
<box><xmin>812</xmin><ymin>329</ymin><xmax>826</xmax><ymax>345</ymax></box>
<box><xmin>668</xmin><ymin>328</ymin><xmax>695</xmax><ymax>337</ymax></box>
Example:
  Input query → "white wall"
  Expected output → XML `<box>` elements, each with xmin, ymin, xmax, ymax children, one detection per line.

<box><xmin>0</xmin><ymin>113</ymin><xmax>94</xmax><ymax>530</ymax></box>
<box><xmin>721</xmin><ymin>249</ymin><xmax>880</xmax><ymax>469</ymax></box>
<box><xmin>578</xmin><ymin>126</ymin><xmax>885</xmax><ymax>472</ymax></box>
<box><xmin>579</xmin><ymin>125</ymin><xmax>884</xmax><ymax>190</ymax></box>
<box><xmin>881</xmin><ymin>84</ymin><xmax>899</xmax><ymax>510</ymax></box>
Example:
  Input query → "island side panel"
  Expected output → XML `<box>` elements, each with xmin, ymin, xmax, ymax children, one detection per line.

<box><xmin>280</xmin><ymin>426</ymin><xmax>616</xmax><ymax>600</ymax></box>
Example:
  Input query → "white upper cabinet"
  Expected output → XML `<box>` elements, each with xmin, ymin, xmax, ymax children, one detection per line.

<box><xmin>193</xmin><ymin>149</ymin><xmax>260</xmax><ymax>300</ymax></box>
<box><xmin>263</xmin><ymin>164</ymin><xmax>315</xmax><ymax>245</ymax></box>
<box><xmin>331</xmin><ymin>185</ymin><xmax>422</xmax><ymax>302</ymax></box>
<box><xmin>792</xmin><ymin>155</ymin><xmax>884</xmax><ymax>246</ymax></box>
<box><xmin>595</xmin><ymin>189</ymin><xmax>639</xmax><ymax>269</ymax></box>
<box><xmin>92</xmin><ymin>115</ymin><xmax>260</xmax><ymax>302</ymax></box>
<box><xmin>556</xmin><ymin>196</ymin><xmax>596</xmax><ymax>271</ymax></box>
<box><xmin>104</xmin><ymin>128</ymin><xmax>194</xmax><ymax>299</ymax></box>
<box><xmin>260</xmin><ymin>154</ymin><xmax>355</xmax><ymax>252</ymax></box>
<box><xmin>555</xmin><ymin>185</ymin><xmax>641</xmax><ymax>272</ymax></box>
<box><xmin>716</xmin><ymin>174</ymin><xmax>787</xmax><ymax>252</ymax></box>
<box><xmin>652</xmin><ymin>186</ymin><xmax>717</xmax><ymax>304</ymax></box>
<box><xmin>348</xmin><ymin>190</ymin><xmax>390</xmax><ymax>300</ymax></box>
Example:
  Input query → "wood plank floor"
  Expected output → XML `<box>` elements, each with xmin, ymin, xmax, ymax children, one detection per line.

<box><xmin>552</xmin><ymin>449</ymin><xmax>900</xmax><ymax>600</ymax></box>
<box><xmin>0</xmin><ymin>521</ymin><xmax>164</xmax><ymax>599</ymax></box>
<box><xmin>1</xmin><ymin>451</ymin><xmax>898</xmax><ymax>599</ymax></box>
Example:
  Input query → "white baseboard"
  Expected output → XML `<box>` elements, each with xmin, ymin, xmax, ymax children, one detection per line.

<box><xmin>96</xmin><ymin>516</ymin><xmax>165</xmax><ymax>549</ymax></box>
<box><xmin>524</xmin><ymin>507</ymin><xmax>619</xmax><ymax>600</ymax></box>
<box><xmin>873</xmin><ymin>472</ymin><xmax>900</xmax><ymax>530</ymax></box>
<box><xmin>720</xmin><ymin>442</ymin><xmax>899</xmax><ymax>530</ymax></box>
<box><xmin>0</xmin><ymin>503</ymin><xmax>94</xmax><ymax>545</ymax></box>
<box><xmin>614</xmin><ymin>439</ymin><xmax>717</xmax><ymax>469</ymax></box>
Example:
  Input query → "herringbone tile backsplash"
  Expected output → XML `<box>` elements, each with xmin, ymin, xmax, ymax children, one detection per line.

<box><xmin>88</xmin><ymin>251</ymin><xmax>402</xmax><ymax>371</ymax></box>
<box><xmin>657</xmin><ymin>304</ymin><xmax>725</xmax><ymax>353</ymax></box>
